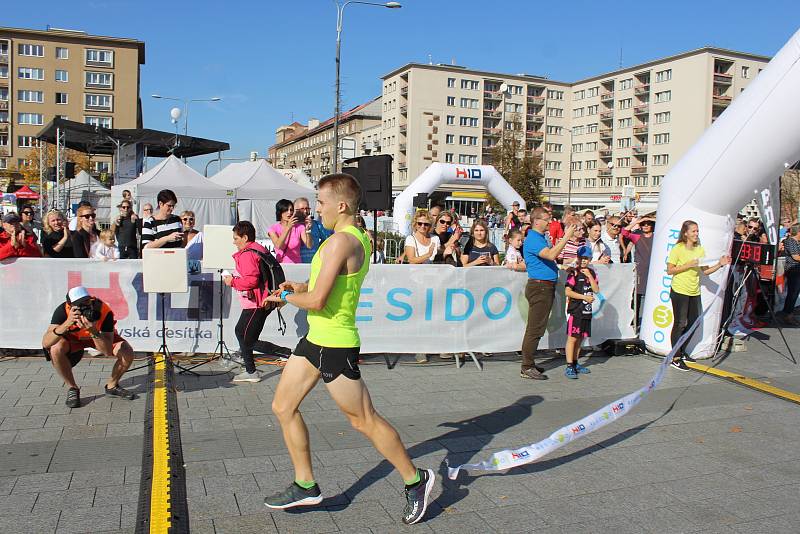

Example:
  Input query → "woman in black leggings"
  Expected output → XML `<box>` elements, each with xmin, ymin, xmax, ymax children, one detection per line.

<box><xmin>666</xmin><ymin>220</ymin><xmax>730</xmax><ymax>371</ymax></box>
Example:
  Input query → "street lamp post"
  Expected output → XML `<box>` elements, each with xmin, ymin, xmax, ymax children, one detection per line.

<box><xmin>566</xmin><ymin>126</ymin><xmax>574</xmax><ymax>209</ymax></box>
<box><xmin>151</xmin><ymin>94</ymin><xmax>221</xmax><ymax>137</ymax></box>
<box><xmin>332</xmin><ymin>0</ymin><xmax>401</xmax><ymax>173</ymax></box>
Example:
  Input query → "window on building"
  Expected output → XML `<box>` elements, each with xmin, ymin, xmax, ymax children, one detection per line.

<box><xmin>445</xmin><ymin>134</ymin><xmax>454</xmax><ymax>144</ymax></box>
<box><xmin>656</xmin><ymin>69</ymin><xmax>672</xmax><ymax>82</ymax></box>
<box><xmin>616</xmin><ymin>157</ymin><xmax>630</xmax><ymax>167</ymax></box>
<box><xmin>572</xmin><ymin>125</ymin><xmax>585</xmax><ymax>136</ymax></box>
<box><xmin>617</xmin><ymin>137</ymin><xmax>631</xmax><ymax>148</ymax></box>
<box><xmin>618</xmin><ymin>117</ymin><xmax>632</xmax><ymax>128</ymax></box>
<box><xmin>18</xmin><ymin>44</ymin><xmax>44</xmax><ymax>57</ymax></box>
<box><xmin>17</xmin><ymin>90</ymin><xmax>44</xmax><ymax>103</ymax></box>
<box><xmin>619</xmin><ymin>78</ymin><xmax>633</xmax><ymax>90</ymax></box>
<box><xmin>445</xmin><ymin>153</ymin><xmax>453</xmax><ymax>163</ymax></box>
<box><xmin>654</xmin><ymin>133</ymin><xmax>670</xmax><ymax>145</ymax></box>
<box><xmin>571</xmin><ymin>161</ymin><xmax>582</xmax><ymax>171</ymax></box>
<box><xmin>544</xmin><ymin>178</ymin><xmax>562</xmax><ymax>188</ymax></box>
<box><xmin>619</xmin><ymin>98</ymin><xmax>632</xmax><ymax>109</ymax></box>
<box><xmin>572</xmin><ymin>143</ymin><xmax>583</xmax><ymax>152</ymax></box>
<box><xmin>546</xmin><ymin>143</ymin><xmax>563</xmax><ymax>153</ymax></box>
<box><xmin>85</xmin><ymin>93</ymin><xmax>112</xmax><ymax>110</ymax></box>
<box><xmin>573</xmin><ymin>90</ymin><xmax>585</xmax><ymax>100</ymax></box>
<box><xmin>0</xmin><ymin>134</ymin><xmax>7</xmax><ymax>147</ymax></box>
<box><xmin>86</xmin><ymin>48</ymin><xmax>113</xmax><ymax>65</ymax></box>
<box><xmin>459</xmin><ymin>135</ymin><xmax>478</xmax><ymax>146</ymax></box>
<box><xmin>447</xmin><ymin>78</ymin><xmax>455</xmax><ymax>88</ymax></box>
<box><xmin>459</xmin><ymin>98</ymin><xmax>478</xmax><ymax>109</ymax></box>
<box><xmin>85</xmin><ymin>71</ymin><xmax>112</xmax><ymax>87</ymax></box>
<box><xmin>446</xmin><ymin>96</ymin><xmax>455</xmax><ymax>106</ymax></box>
<box><xmin>85</xmin><ymin>116</ymin><xmax>112</xmax><ymax>128</ymax></box>
<box><xmin>0</xmin><ymin>66</ymin><xmax>7</xmax><ymax>79</ymax></box>
<box><xmin>655</xmin><ymin>90</ymin><xmax>671</xmax><ymax>103</ymax></box>
<box><xmin>460</xmin><ymin>79</ymin><xmax>479</xmax><ymax>90</ymax></box>
<box><xmin>652</xmin><ymin>175</ymin><xmax>662</xmax><ymax>186</ymax></box>
<box><xmin>653</xmin><ymin>154</ymin><xmax>669</xmax><ymax>165</ymax></box>
<box><xmin>17</xmin><ymin>113</ymin><xmax>44</xmax><ymax>125</ymax></box>
<box><xmin>655</xmin><ymin>111</ymin><xmax>671</xmax><ymax>123</ymax></box>
<box><xmin>741</xmin><ymin>66</ymin><xmax>750</xmax><ymax>79</ymax></box>
<box><xmin>547</xmin><ymin>89</ymin><xmax>564</xmax><ymax>100</ymax></box>
<box><xmin>587</xmin><ymin>105</ymin><xmax>598</xmax><ymax>115</ymax></box>
<box><xmin>634</xmin><ymin>176</ymin><xmax>649</xmax><ymax>186</ymax></box>
<box><xmin>55</xmin><ymin>92</ymin><xmax>68</xmax><ymax>105</ymax></box>
<box><xmin>585</xmin><ymin>141</ymin><xmax>598</xmax><ymax>151</ymax></box>
<box><xmin>584</xmin><ymin>178</ymin><xmax>596</xmax><ymax>188</ymax></box>
<box><xmin>545</xmin><ymin>160</ymin><xmax>562</xmax><ymax>170</ymax></box>
<box><xmin>446</xmin><ymin>115</ymin><xmax>455</xmax><ymax>125</ymax></box>
<box><xmin>585</xmin><ymin>159</ymin><xmax>597</xmax><ymax>170</ymax></box>
<box><xmin>458</xmin><ymin>154</ymin><xmax>478</xmax><ymax>164</ymax></box>
<box><xmin>17</xmin><ymin>135</ymin><xmax>36</xmax><ymax>148</ymax></box>
<box><xmin>55</xmin><ymin>69</ymin><xmax>68</xmax><ymax>82</ymax></box>
<box><xmin>587</xmin><ymin>87</ymin><xmax>599</xmax><ymax>97</ymax></box>
<box><xmin>508</xmin><ymin>85</ymin><xmax>523</xmax><ymax>95</ymax></box>
<box><xmin>18</xmin><ymin>67</ymin><xmax>44</xmax><ymax>80</ymax></box>
<box><xmin>546</xmin><ymin>107</ymin><xmax>563</xmax><ymax>117</ymax></box>
<box><xmin>587</xmin><ymin>123</ymin><xmax>598</xmax><ymax>133</ymax></box>
<box><xmin>55</xmin><ymin>47</ymin><xmax>69</xmax><ymax>59</ymax></box>
<box><xmin>0</xmin><ymin>158</ymin><xmax>6</xmax><ymax>170</ymax></box>
<box><xmin>573</xmin><ymin>107</ymin><xmax>584</xmax><ymax>118</ymax></box>
<box><xmin>93</xmin><ymin>161</ymin><xmax>110</xmax><ymax>173</ymax></box>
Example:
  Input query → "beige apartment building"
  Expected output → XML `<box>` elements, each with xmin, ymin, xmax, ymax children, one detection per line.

<box><xmin>0</xmin><ymin>26</ymin><xmax>145</xmax><ymax>178</ymax></box>
<box><xmin>269</xmin><ymin>97</ymin><xmax>382</xmax><ymax>182</ymax></box>
<box><xmin>381</xmin><ymin>47</ymin><xmax>769</xmax><ymax>209</ymax></box>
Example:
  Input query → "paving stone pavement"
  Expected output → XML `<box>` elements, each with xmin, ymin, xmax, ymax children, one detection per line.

<box><xmin>1</xmin><ymin>324</ymin><xmax>799</xmax><ymax>532</ymax></box>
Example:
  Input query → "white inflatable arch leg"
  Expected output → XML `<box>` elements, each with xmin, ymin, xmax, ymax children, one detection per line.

<box><xmin>642</xmin><ymin>28</ymin><xmax>800</xmax><ymax>356</ymax></box>
<box><xmin>393</xmin><ymin>163</ymin><xmax>526</xmax><ymax>236</ymax></box>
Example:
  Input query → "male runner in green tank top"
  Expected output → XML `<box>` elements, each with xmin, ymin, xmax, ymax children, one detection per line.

<box><xmin>263</xmin><ymin>173</ymin><xmax>435</xmax><ymax>525</ymax></box>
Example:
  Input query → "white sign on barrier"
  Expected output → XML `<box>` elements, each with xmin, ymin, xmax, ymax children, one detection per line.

<box><xmin>1</xmin><ymin>259</ymin><xmax>635</xmax><ymax>353</ymax></box>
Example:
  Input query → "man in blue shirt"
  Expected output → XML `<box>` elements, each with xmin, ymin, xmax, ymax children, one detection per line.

<box><xmin>521</xmin><ymin>207</ymin><xmax>576</xmax><ymax>380</ymax></box>
<box><xmin>296</xmin><ymin>197</ymin><xmax>334</xmax><ymax>263</ymax></box>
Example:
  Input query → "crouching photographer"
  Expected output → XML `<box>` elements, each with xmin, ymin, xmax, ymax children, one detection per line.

<box><xmin>42</xmin><ymin>286</ymin><xmax>137</xmax><ymax>408</ymax></box>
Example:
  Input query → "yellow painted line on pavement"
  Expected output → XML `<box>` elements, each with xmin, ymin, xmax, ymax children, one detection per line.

<box><xmin>149</xmin><ymin>357</ymin><xmax>171</xmax><ymax>533</ymax></box>
<box><xmin>686</xmin><ymin>362</ymin><xmax>800</xmax><ymax>405</ymax></box>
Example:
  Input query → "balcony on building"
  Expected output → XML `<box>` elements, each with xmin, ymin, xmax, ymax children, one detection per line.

<box><xmin>600</xmin><ymin>91</ymin><xmax>614</xmax><ymax>102</ymax></box>
<box><xmin>483</xmin><ymin>127</ymin><xmax>501</xmax><ymax>137</ymax></box>
<box><xmin>525</xmin><ymin>148</ymin><xmax>543</xmax><ymax>158</ymax></box>
<box><xmin>633</xmin><ymin>124</ymin><xmax>648</xmax><ymax>135</ymax></box>
<box><xmin>525</xmin><ymin>130</ymin><xmax>544</xmax><ymax>139</ymax></box>
<box><xmin>633</xmin><ymin>144</ymin><xmax>648</xmax><ymax>155</ymax></box>
<box><xmin>598</xmin><ymin>168</ymin><xmax>612</xmax><ymax>177</ymax></box>
<box><xmin>599</xmin><ymin>128</ymin><xmax>613</xmax><ymax>139</ymax></box>
<box><xmin>713</xmin><ymin>72</ymin><xmax>733</xmax><ymax>85</ymax></box>
<box><xmin>0</xmin><ymin>100</ymin><xmax>8</xmax><ymax>111</ymax></box>
<box><xmin>712</xmin><ymin>95</ymin><xmax>732</xmax><ymax>108</ymax></box>
<box><xmin>631</xmin><ymin>165</ymin><xmax>647</xmax><ymax>175</ymax></box>
<box><xmin>634</xmin><ymin>83</ymin><xmax>650</xmax><ymax>96</ymax></box>
<box><xmin>400</xmin><ymin>86</ymin><xmax>408</xmax><ymax>97</ymax></box>
<box><xmin>600</xmin><ymin>110</ymin><xmax>614</xmax><ymax>121</ymax></box>
<box><xmin>634</xmin><ymin>104</ymin><xmax>649</xmax><ymax>115</ymax></box>
<box><xmin>399</xmin><ymin>143</ymin><xmax>407</xmax><ymax>152</ymax></box>
<box><xmin>483</xmin><ymin>108</ymin><xmax>502</xmax><ymax>118</ymax></box>
<box><xmin>526</xmin><ymin>113</ymin><xmax>544</xmax><ymax>124</ymax></box>
<box><xmin>400</xmin><ymin>104</ymin><xmax>407</xmax><ymax>115</ymax></box>
<box><xmin>599</xmin><ymin>149</ymin><xmax>613</xmax><ymax>158</ymax></box>
<box><xmin>527</xmin><ymin>95</ymin><xmax>546</xmax><ymax>106</ymax></box>
<box><xmin>399</xmin><ymin>124</ymin><xmax>407</xmax><ymax>135</ymax></box>
<box><xmin>0</xmin><ymin>51</ymin><xmax>8</xmax><ymax>65</ymax></box>
<box><xmin>484</xmin><ymin>90</ymin><xmax>502</xmax><ymax>101</ymax></box>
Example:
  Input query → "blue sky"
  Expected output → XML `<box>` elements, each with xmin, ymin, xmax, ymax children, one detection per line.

<box><xmin>7</xmin><ymin>1</ymin><xmax>800</xmax><ymax>173</ymax></box>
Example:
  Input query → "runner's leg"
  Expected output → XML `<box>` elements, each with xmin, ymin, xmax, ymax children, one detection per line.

<box><xmin>271</xmin><ymin>355</ymin><xmax>322</xmax><ymax>482</ymax></box>
<box><xmin>325</xmin><ymin>375</ymin><xmax>417</xmax><ymax>482</ymax></box>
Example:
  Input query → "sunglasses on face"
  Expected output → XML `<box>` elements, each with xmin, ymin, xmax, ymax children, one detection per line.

<box><xmin>22</xmin><ymin>211</ymin><xmax>34</xmax><ymax>215</ymax></box>
<box><xmin>609</xmin><ymin>223</ymin><xmax>621</xmax><ymax>228</ymax></box>
<box><xmin>143</xmin><ymin>208</ymin><xmax>152</xmax><ymax>212</ymax></box>
<box><xmin>164</xmin><ymin>203</ymin><xmax>176</xmax><ymax>209</ymax></box>
<box><xmin>747</xmin><ymin>225</ymin><xmax>758</xmax><ymax>230</ymax></box>
<box><xmin>416</xmin><ymin>222</ymin><xmax>431</xmax><ymax>228</ymax></box>
<box><xmin>182</xmin><ymin>217</ymin><xmax>194</xmax><ymax>222</ymax></box>
<box><xmin>80</xmin><ymin>213</ymin><xmax>97</xmax><ymax>220</ymax></box>
<box><xmin>119</xmin><ymin>205</ymin><xmax>130</xmax><ymax>209</ymax></box>
<box><xmin>438</xmin><ymin>219</ymin><xmax>452</xmax><ymax>225</ymax></box>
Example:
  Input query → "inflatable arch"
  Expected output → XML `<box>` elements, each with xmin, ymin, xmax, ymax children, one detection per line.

<box><xmin>393</xmin><ymin>163</ymin><xmax>525</xmax><ymax>236</ymax></box>
<box><xmin>642</xmin><ymin>27</ymin><xmax>800</xmax><ymax>356</ymax></box>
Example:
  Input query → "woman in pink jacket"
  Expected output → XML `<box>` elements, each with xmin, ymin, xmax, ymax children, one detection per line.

<box><xmin>222</xmin><ymin>221</ymin><xmax>290</xmax><ymax>383</ymax></box>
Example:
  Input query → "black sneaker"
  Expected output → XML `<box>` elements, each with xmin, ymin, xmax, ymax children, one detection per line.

<box><xmin>670</xmin><ymin>359</ymin><xmax>690</xmax><ymax>372</ymax></box>
<box><xmin>520</xmin><ymin>368</ymin><xmax>548</xmax><ymax>380</ymax></box>
<box><xmin>682</xmin><ymin>354</ymin><xmax>697</xmax><ymax>363</ymax></box>
<box><xmin>104</xmin><ymin>385</ymin><xmax>137</xmax><ymax>400</ymax></box>
<box><xmin>402</xmin><ymin>468</ymin><xmax>435</xmax><ymax>525</ymax></box>
<box><xmin>264</xmin><ymin>482</ymin><xmax>323</xmax><ymax>510</ymax></box>
<box><xmin>65</xmin><ymin>387</ymin><xmax>80</xmax><ymax>408</ymax></box>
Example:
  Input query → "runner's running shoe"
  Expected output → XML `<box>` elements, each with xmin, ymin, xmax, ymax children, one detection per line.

<box><xmin>264</xmin><ymin>482</ymin><xmax>323</xmax><ymax>509</ymax></box>
<box><xmin>402</xmin><ymin>468</ymin><xmax>435</xmax><ymax>525</ymax></box>
<box><xmin>565</xmin><ymin>366</ymin><xmax>578</xmax><ymax>379</ymax></box>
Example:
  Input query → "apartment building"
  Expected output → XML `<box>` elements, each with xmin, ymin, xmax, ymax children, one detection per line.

<box><xmin>269</xmin><ymin>97</ymin><xmax>381</xmax><ymax>181</ymax></box>
<box><xmin>0</xmin><ymin>26</ymin><xmax>145</xmax><ymax>177</ymax></box>
<box><xmin>381</xmin><ymin>47</ymin><xmax>769</xmax><ymax>209</ymax></box>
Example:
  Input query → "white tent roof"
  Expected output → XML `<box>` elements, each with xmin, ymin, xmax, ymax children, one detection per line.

<box><xmin>119</xmin><ymin>155</ymin><xmax>230</xmax><ymax>198</ymax></box>
<box><xmin>274</xmin><ymin>167</ymin><xmax>315</xmax><ymax>189</ymax></box>
<box><xmin>63</xmin><ymin>170</ymin><xmax>108</xmax><ymax>192</ymax></box>
<box><xmin>209</xmin><ymin>160</ymin><xmax>314</xmax><ymax>200</ymax></box>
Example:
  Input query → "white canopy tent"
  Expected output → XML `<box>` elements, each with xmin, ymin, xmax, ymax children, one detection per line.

<box><xmin>61</xmin><ymin>170</ymin><xmax>112</xmax><ymax>222</ymax></box>
<box><xmin>275</xmin><ymin>167</ymin><xmax>315</xmax><ymax>189</ymax></box>
<box><xmin>209</xmin><ymin>160</ymin><xmax>315</xmax><ymax>237</ymax></box>
<box><xmin>111</xmin><ymin>156</ymin><xmax>233</xmax><ymax>228</ymax></box>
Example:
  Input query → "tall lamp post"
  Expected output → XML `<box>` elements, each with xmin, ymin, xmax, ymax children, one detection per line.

<box><xmin>151</xmin><ymin>94</ymin><xmax>221</xmax><ymax>137</ymax></box>
<box><xmin>332</xmin><ymin>0</ymin><xmax>401</xmax><ymax>173</ymax></box>
<box><xmin>566</xmin><ymin>126</ymin><xmax>574</xmax><ymax>208</ymax></box>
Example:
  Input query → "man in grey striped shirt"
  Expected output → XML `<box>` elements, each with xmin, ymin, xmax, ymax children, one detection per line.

<box><xmin>141</xmin><ymin>189</ymin><xmax>183</xmax><ymax>250</ymax></box>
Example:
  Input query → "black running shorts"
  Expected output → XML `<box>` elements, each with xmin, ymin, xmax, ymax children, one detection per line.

<box><xmin>293</xmin><ymin>337</ymin><xmax>361</xmax><ymax>383</ymax></box>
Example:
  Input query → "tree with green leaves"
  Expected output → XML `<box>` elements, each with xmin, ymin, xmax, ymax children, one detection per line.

<box><xmin>485</xmin><ymin>113</ymin><xmax>543</xmax><ymax>211</ymax></box>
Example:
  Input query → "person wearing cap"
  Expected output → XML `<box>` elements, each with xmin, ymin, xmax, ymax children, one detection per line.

<box><xmin>564</xmin><ymin>246</ymin><xmax>599</xmax><ymax>379</ymax></box>
<box><xmin>520</xmin><ymin>207</ymin><xmax>577</xmax><ymax>381</ymax></box>
<box><xmin>0</xmin><ymin>212</ymin><xmax>42</xmax><ymax>260</ymax></box>
<box><xmin>41</xmin><ymin>286</ymin><xmax>137</xmax><ymax>408</ymax></box>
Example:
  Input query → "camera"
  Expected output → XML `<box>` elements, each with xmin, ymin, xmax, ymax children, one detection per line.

<box><xmin>74</xmin><ymin>302</ymin><xmax>99</xmax><ymax>322</ymax></box>
<box><xmin>295</xmin><ymin>211</ymin><xmax>306</xmax><ymax>224</ymax></box>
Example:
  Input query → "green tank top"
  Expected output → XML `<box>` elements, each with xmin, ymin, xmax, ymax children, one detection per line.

<box><xmin>306</xmin><ymin>225</ymin><xmax>371</xmax><ymax>348</ymax></box>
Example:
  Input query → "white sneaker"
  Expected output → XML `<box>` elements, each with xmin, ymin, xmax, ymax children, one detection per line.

<box><xmin>233</xmin><ymin>370</ymin><xmax>262</xmax><ymax>383</ymax></box>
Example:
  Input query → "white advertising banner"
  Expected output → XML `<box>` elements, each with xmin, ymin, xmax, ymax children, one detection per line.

<box><xmin>1</xmin><ymin>260</ymin><xmax>635</xmax><ymax>353</ymax></box>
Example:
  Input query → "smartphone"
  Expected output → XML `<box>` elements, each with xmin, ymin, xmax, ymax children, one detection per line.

<box><xmin>295</xmin><ymin>211</ymin><xmax>306</xmax><ymax>224</ymax></box>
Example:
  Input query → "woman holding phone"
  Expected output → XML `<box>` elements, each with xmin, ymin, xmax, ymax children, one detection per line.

<box><xmin>461</xmin><ymin>219</ymin><xmax>500</xmax><ymax>267</ymax></box>
<box><xmin>268</xmin><ymin>199</ymin><xmax>311</xmax><ymax>264</ymax></box>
